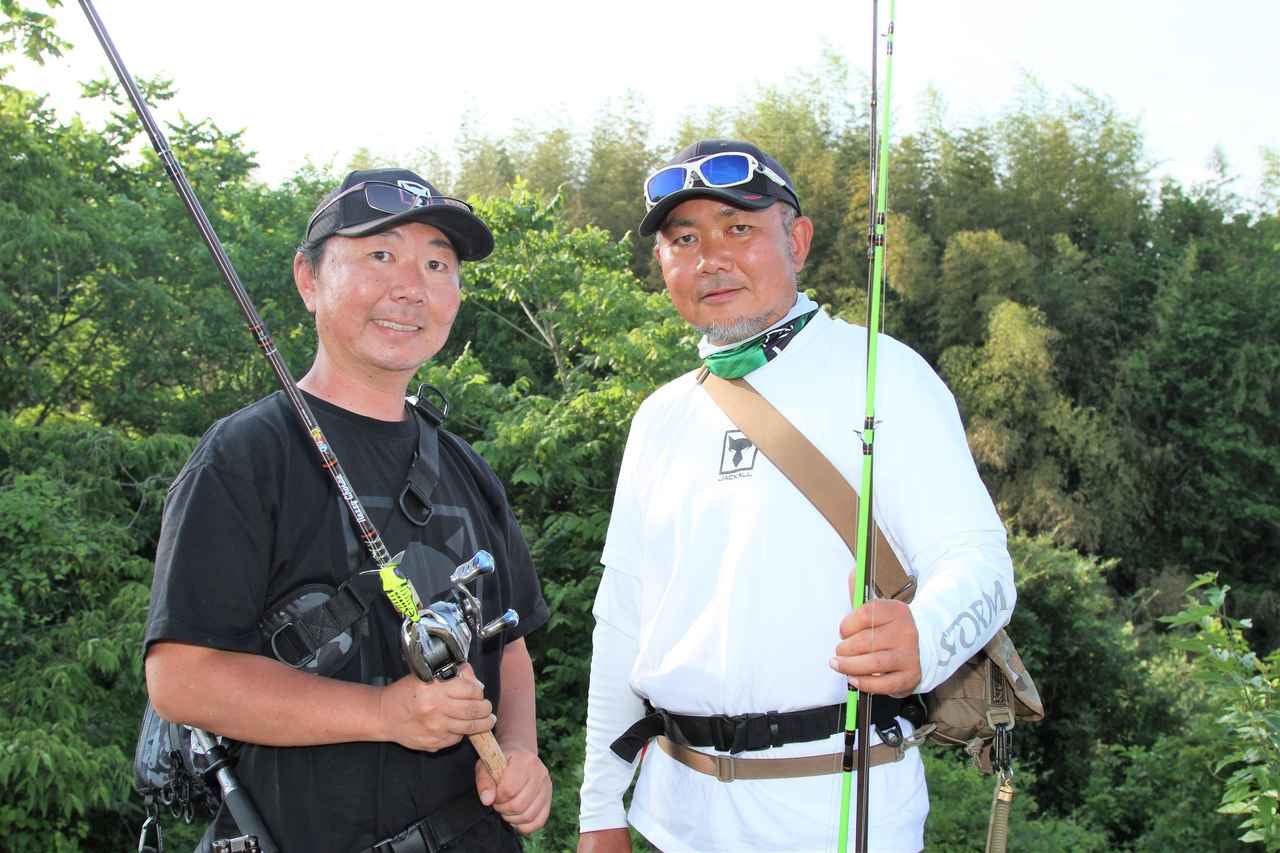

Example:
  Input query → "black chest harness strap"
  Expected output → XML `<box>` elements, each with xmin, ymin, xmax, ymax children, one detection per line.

<box><xmin>398</xmin><ymin>399</ymin><xmax>441</xmax><ymax>527</ymax></box>
<box><xmin>610</xmin><ymin>695</ymin><xmax>910</xmax><ymax>762</ymax></box>
<box><xmin>267</xmin><ymin>400</ymin><xmax>443</xmax><ymax>669</ymax></box>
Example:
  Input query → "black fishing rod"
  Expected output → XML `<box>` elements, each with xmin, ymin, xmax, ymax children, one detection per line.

<box><xmin>76</xmin><ymin>0</ymin><xmax>396</xmax><ymax>573</ymax></box>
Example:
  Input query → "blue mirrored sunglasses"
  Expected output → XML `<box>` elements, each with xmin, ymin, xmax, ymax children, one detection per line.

<box><xmin>643</xmin><ymin>152</ymin><xmax>789</xmax><ymax>209</ymax></box>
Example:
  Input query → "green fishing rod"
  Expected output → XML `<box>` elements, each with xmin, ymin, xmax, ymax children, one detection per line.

<box><xmin>838</xmin><ymin>0</ymin><xmax>896</xmax><ymax>850</ymax></box>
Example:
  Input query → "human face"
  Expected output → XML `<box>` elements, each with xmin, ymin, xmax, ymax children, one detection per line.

<box><xmin>293</xmin><ymin>222</ymin><xmax>460</xmax><ymax>388</ymax></box>
<box><xmin>654</xmin><ymin>199</ymin><xmax>813</xmax><ymax>345</ymax></box>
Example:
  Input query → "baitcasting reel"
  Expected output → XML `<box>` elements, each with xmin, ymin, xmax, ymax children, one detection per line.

<box><xmin>399</xmin><ymin>550</ymin><xmax>519</xmax><ymax>682</ymax></box>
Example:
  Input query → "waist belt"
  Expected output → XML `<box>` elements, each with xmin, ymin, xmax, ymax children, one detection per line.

<box><xmin>610</xmin><ymin>697</ymin><xmax>905</xmax><ymax>762</ymax></box>
<box><xmin>363</xmin><ymin>792</ymin><xmax>494</xmax><ymax>853</ymax></box>
<box><xmin>657</xmin><ymin>735</ymin><xmax>905</xmax><ymax>782</ymax></box>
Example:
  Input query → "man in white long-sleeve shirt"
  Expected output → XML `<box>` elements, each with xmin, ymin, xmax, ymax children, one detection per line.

<box><xmin>577</xmin><ymin>139</ymin><xmax>1016</xmax><ymax>853</ymax></box>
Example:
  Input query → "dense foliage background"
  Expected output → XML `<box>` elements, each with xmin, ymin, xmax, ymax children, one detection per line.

<box><xmin>2</xmin><ymin>2</ymin><xmax>1277</xmax><ymax>850</ymax></box>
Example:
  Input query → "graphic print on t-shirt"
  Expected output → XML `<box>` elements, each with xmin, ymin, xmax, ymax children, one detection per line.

<box><xmin>718</xmin><ymin>429</ymin><xmax>759</xmax><ymax>479</ymax></box>
<box><xmin>340</xmin><ymin>495</ymin><xmax>484</xmax><ymax>601</ymax></box>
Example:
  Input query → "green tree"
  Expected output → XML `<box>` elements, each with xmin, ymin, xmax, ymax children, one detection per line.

<box><xmin>1261</xmin><ymin>146</ymin><xmax>1280</xmax><ymax>215</ymax></box>
<box><xmin>1122</xmin><ymin>200</ymin><xmax>1280</xmax><ymax>644</ymax></box>
<box><xmin>933</xmin><ymin>230</ymin><xmax>1034</xmax><ymax>353</ymax></box>
<box><xmin>0</xmin><ymin>418</ymin><xmax>195</xmax><ymax>851</ymax></box>
<box><xmin>997</xmin><ymin>83</ymin><xmax>1149</xmax><ymax>259</ymax></box>
<box><xmin>577</xmin><ymin>93</ymin><xmax>658</xmax><ymax>281</ymax></box>
<box><xmin>0</xmin><ymin>0</ymin><xmax>67</xmax><ymax>70</ymax></box>
<box><xmin>1163</xmin><ymin>576</ymin><xmax>1280</xmax><ymax>850</ymax></box>
<box><xmin>1001</xmin><ymin>536</ymin><xmax>1178</xmax><ymax>820</ymax></box>
<box><xmin>941</xmin><ymin>301</ymin><xmax>1147</xmax><ymax>554</ymax></box>
<box><xmin>454</xmin><ymin>119</ymin><xmax>518</xmax><ymax>201</ymax></box>
<box><xmin>0</xmin><ymin>72</ymin><xmax>325</xmax><ymax>435</ymax></box>
<box><xmin>932</xmin><ymin>126</ymin><xmax>1003</xmax><ymax>243</ymax></box>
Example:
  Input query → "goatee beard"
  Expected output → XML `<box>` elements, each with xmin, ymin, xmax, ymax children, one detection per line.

<box><xmin>696</xmin><ymin>310</ymin><xmax>779</xmax><ymax>346</ymax></box>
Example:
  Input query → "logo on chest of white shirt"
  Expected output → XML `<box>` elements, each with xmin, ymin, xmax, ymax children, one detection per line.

<box><xmin>718</xmin><ymin>429</ymin><xmax>759</xmax><ymax>480</ymax></box>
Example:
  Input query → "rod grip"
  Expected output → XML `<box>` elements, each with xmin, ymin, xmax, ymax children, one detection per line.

<box><xmin>470</xmin><ymin>731</ymin><xmax>508</xmax><ymax>782</ymax></box>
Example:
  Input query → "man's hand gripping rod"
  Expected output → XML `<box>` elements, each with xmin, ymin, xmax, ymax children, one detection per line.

<box><xmin>389</xmin><ymin>550</ymin><xmax>519</xmax><ymax>779</ymax></box>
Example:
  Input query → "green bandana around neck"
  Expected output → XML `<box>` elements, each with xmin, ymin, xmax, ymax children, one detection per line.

<box><xmin>702</xmin><ymin>309</ymin><xmax>818</xmax><ymax>379</ymax></box>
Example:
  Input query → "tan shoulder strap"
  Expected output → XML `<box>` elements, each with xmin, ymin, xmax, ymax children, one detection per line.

<box><xmin>697</xmin><ymin>368</ymin><xmax>914</xmax><ymax>601</ymax></box>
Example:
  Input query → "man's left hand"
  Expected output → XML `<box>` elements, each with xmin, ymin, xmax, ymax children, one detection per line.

<box><xmin>830</xmin><ymin>598</ymin><xmax>922</xmax><ymax>698</ymax></box>
<box><xmin>475</xmin><ymin>748</ymin><xmax>552</xmax><ymax>835</ymax></box>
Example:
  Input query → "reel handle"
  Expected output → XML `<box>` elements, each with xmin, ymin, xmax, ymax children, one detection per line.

<box><xmin>481</xmin><ymin>609</ymin><xmax>520</xmax><ymax>639</ymax></box>
<box><xmin>450</xmin><ymin>550</ymin><xmax>495</xmax><ymax>586</ymax></box>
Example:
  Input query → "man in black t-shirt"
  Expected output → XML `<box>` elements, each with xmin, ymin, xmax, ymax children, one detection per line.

<box><xmin>145</xmin><ymin>168</ymin><xmax>551</xmax><ymax>852</ymax></box>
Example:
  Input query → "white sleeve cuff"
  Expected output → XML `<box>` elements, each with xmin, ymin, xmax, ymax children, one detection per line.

<box><xmin>579</xmin><ymin>568</ymin><xmax>647</xmax><ymax>832</ymax></box>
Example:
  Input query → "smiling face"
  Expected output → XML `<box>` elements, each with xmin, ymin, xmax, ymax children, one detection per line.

<box><xmin>293</xmin><ymin>222</ymin><xmax>460</xmax><ymax>393</ymax></box>
<box><xmin>654</xmin><ymin>199</ymin><xmax>813</xmax><ymax>345</ymax></box>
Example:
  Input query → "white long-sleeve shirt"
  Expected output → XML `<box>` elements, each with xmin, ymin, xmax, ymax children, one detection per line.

<box><xmin>580</xmin><ymin>310</ymin><xmax>1015</xmax><ymax>853</ymax></box>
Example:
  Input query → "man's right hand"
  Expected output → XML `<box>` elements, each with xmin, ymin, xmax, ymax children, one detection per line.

<box><xmin>577</xmin><ymin>828</ymin><xmax>632</xmax><ymax>852</ymax></box>
<box><xmin>378</xmin><ymin>663</ymin><xmax>495</xmax><ymax>751</ymax></box>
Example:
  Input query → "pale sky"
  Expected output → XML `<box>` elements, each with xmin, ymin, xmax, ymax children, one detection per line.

<box><xmin>15</xmin><ymin>1</ymin><xmax>1280</xmax><ymax>202</ymax></box>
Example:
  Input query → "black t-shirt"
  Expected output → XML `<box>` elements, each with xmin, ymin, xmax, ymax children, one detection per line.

<box><xmin>145</xmin><ymin>391</ymin><xmax>548</xmax><ymax>852</ymax></box>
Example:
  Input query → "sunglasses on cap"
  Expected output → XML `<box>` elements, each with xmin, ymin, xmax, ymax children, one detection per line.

<box><xmin>305</xmin><ymin>180</ymin><xmax>472</xmax><ymax>238</ymax></box>
<box><xmin>643</xmin><ymin>152</ymin><xmax>791</xmax><ymax>209</ymax></box>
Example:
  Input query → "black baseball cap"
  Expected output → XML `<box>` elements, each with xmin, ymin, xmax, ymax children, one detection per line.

<box><xmin>638</xmin><ymin>139</ymin><xmax>802</xmax><ymax>237</ymax></box>
<box><xmin>302</xmin><ymin>168</ymin><xmax>495</xmax><ymax>261</ymax></box>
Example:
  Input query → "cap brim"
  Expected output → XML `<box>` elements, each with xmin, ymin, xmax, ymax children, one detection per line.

<box><xmin>638</xmin><ymin>187</ymin><xmax>780</xmax><ymax>237</ymax></box>
<box><xmin>335</xmin><ymin>205</ymin><xmax>495</xmax><ymax>261</ymax></box>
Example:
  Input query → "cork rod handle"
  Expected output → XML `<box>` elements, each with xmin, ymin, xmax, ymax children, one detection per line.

<box><xmin>471</xmin><ymin>731</ymin><xmax>507</xmax><ymax>781</ymax></box>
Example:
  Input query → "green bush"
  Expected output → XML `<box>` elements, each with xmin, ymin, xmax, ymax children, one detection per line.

<box><xmin>923</xmin><ymin>751</ymin><xmax>1107</xmax><ymax>852</ymax></box>
<box><xmin>0</xmin><ymin>419</ymin><xmax>193</xmax><ymax>851</ymax></box>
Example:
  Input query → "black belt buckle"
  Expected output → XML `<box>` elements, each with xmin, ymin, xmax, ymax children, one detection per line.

<box><xmin>713</xmin><ymin>712</ymin><xmax>773</xmax><ymax>754</ymax></box>
<box><xmin>710</xmin><ymin>714</ymin><xmax>738</xmax><ymax>753</ymax></box>
<box><xmin>373</xmin><ymin>825</ymin><xmax>430</xmax><ymax>853</ymax></box>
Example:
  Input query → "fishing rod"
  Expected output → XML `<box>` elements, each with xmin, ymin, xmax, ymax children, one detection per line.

<box><xmin>75</xmin><ymin>0</ymin><xmax>511</xmax><ymax>830</ymax></box>
<box><xmin>838</xmin><ymin>1</ymin><xmax>897</xmax><ymax>851</ymax></box>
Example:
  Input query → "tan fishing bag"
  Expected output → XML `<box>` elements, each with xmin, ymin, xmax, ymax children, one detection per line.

<box><xmin>698</xmin><ymin>370</ymin><xmax>1044</xmax><ymax>773</ymax></box>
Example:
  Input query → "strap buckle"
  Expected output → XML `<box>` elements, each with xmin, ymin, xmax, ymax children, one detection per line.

<box><xmin>710</xmin><ymin>712</ymin><xmax>781</xmax><ymax>754</ymax></box>
<box><xmin>398</xmin><ymin>478</ymin><xmax>433</xmax><ymax>527</ymax></box>
<box><xmin>902</xmin><ymin>722</ymin><xmax>936</xmax><ymax>749</ymax></box>
<box><xmin>269</xmin><ymin>621</ymin><xmax>315</xmax><ymax>668</ymax></box>
<box><xmin>710</xmin><ymin>715</ymin><xmax>744</xmax><ymax>753</ymax></box>
<box><xmin>874</xmin><ymin>719</ymin><xmax>904</xmax><ymax>748</ymax></box>
<box><xmin>713</xmin><ymin>753</ymin><xmax>737</xmax><ymax>783</ymax></box>
<box><xmin>986</xmin><ymin>707</ymin><xmax>1015</xmax><ymax>730</ymax></box>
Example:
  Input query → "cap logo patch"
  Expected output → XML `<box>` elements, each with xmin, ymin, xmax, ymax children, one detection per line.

<box><xmin>396</xmin><ymin>179</ymin><xmax>431</xmax><ymax>206</ymax></box>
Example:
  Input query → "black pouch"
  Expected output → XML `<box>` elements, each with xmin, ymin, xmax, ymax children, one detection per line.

<box><xmin>134</xmin><ymin>702</ymin><xmax>222</xmax><ymax>823</ymax></box>
<box><xmin>260</xmin><ymin>581</ymin><xmax>368</xmax><ymax>675</ymax></box>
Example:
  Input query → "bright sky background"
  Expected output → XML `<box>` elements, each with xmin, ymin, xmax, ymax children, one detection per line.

<box><xmin>15</xmin><ymin>1</ymin><xmax>1280</xmax><ymax>203</ymax></box>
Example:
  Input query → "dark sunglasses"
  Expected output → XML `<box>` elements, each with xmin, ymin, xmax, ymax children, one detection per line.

<box><xmin>644</xmin><ymin>152</ymin><xmax>790</xmax><ymax>209</ymax></box>
<box><xmin>305</xmin><ymin>180</ymin><xmax>471</xmax><ymax>238</ymax></box>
